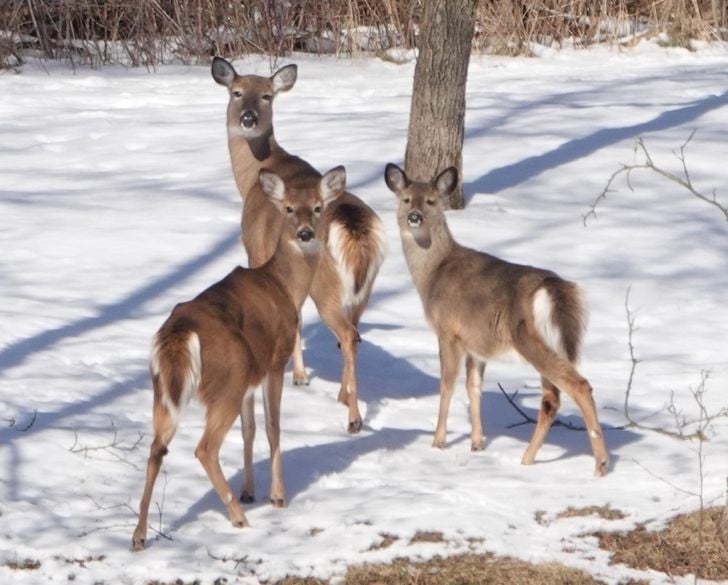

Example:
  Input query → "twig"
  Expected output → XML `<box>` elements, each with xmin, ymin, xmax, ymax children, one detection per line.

<box><xmin>631</xmin><ymin>458</ymin><xmax>698</xmax><ymax>497</ymax></box>
<box><xmin>5</xmin><ymin>410</ymin><xmax>38</xmax><ymax>431</ymax></box>
<box><xmin>68</xmin><ymin>421</ymin><xmax>145</xmax><ymax>469</ymax></box>
<box><xmin>498</xmin><ymin>383</ymin><xmax>587</xmax><ymax>431</ymax></box>
<box><xmin>622</xmin><ymin>291</ymin><xmax>726</xmax><ymax>440</ymax></box>
<box><xmin>584</xmin><ymin>131</ymin><xmax>728</xmax><ymax>225</ymax></box>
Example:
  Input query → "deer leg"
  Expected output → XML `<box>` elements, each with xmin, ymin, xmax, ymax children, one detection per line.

<box><xmin>521</xmin><ymin>377</ymin><xmax>561</xmax><ymax>465</ymax></box>
<box><xmin>318</xmin><ymin>308</ymin><xmax>362</xmax><ymax>433</ymax></box>
<box><xmin>465</xmin><ymin>355</ymin><xmax>486</xmax><ymax>451</ymax></box>
<box><xmin>433</xmin><ymin>337</ymin><xmax>464</xmax><ymax>448</ymax></box>
<box><xmin>514</xmin><ymin>326</ymin><xmax>609</xmax><ymax>476</ymax></box>
<box><xmin>291</xmin><ymin>320</ymin><xmax>309</xmax><ymax>386</ymax></box>
<box><xmin>562</xmin><ymin>374</ymin><xmax>609</xmax><ymax>477</ymax></box>
<box><xmin>263</xmin><ymin>367</ymin><xmax>286</xmax><ymax>507</ymax></box>
<box><xmin>240</xmin><ymin>389</ymin><xmax>256</xmax><ymax>503</ymax></box>
<box><xmin>310</xmin><ymin>268</ymin><xmax>363</xmax><ymax>434</ymax></box>
<box><xmin>132</xmin><ymin>398</ymin><xmax>177</xmax><ymax>551</ymax></box>
<box><xmin>337</xmin><ymin>323</ymin><xmax>363</xmax><ymax>433</ymax></box>
<box><xmin>195</xmin><ymin>402</ymin><xmax>248</xmax><ymax>527</ymax></box>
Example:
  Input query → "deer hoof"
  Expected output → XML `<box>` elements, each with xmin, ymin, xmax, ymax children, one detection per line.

<box><xmin>293</xmin><ymin>374</ymin><xmax>310</xmax><ymax>386</ymax></box>
<box><xmin>270</xmin><ymin>497</ymin><xmax>287</xmax><ymax>508</ymax></box>
<box><xmin>233</xmin><ymin>518</ymin><xmax>249</xmax><ymax>528</ymax></box>
<box><xmin>594</xmin><ymin>458</ymin><xmax>609</xmax><ymax>477</ymax></box>
<box><xmin>347</xmin><ymin>419</ymin><xmax>362</xmax><ymax>434</ymax></box>
<box><xmin>131</xmin><ymin>537</ymin><xmax>145</xmax><ymax>552</ymax></box>
<box><xmin>471</xmin><ymin>439</ymin><xmax>485</xmax><ymax>452</ymax></box>
<box><xmin>240</xmin><ymin>492</ymin><xmax>255</xmax><ymax>504</ymax></box>
<box><xmin>432</xmin><ymin>438</ymin><xmax>446</xmax><ymax>449</ymax></box>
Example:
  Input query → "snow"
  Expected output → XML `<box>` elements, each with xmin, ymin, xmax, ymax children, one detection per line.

<box><xmin>1</xmin><ymin>40</ymin><xmax>727</xmax><ymax>584</ymax></box>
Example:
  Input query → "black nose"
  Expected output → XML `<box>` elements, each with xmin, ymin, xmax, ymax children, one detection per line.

<box><xmin>407</xmin><ymin>211</ymin><xmax>423</xmax><ymax>226</ymax></box>
<box><xmin>297</xmin><ymin>228</ymin><xmax>314</xmax><ymax>242</ymax></box>
<box><xmin>240</xmin><ymin>110</ymin><xmax>258</xmax><ymax>128</ymax></box>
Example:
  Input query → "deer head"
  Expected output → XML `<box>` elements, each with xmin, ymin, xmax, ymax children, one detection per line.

<box><xmin>384</xmin><ymin>163</ymin><xmax>458</xmax><ymax>249</ymax></box>
<box><xmin>212</xmin><ymin>56</ymin><xmax>297</xmax><ymax>140</ymax></box>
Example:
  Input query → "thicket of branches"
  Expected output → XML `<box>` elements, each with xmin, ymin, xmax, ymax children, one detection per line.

<box><xmin>1</xmin><ymin>0</ymin><xmax>726</xmax><ymax>70</ymax></box>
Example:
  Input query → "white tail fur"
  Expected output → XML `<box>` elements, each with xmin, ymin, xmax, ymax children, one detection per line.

<box><xmin>532</xmin><ymin>288</ymin><xmax>566</xmax><ymax>359</ymax></box>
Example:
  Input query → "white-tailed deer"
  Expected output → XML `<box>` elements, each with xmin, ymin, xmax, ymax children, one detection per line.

<box><xmin>131</xmin><ymin>167</ymin><xmax>345</xmax><ymax>551</ymax></box>
<box><xmin>384</xmin><ymin>163</ymin><xmax>609</xmax><ymax>477</ymax></box>
<box><xmin>211</xmin><ymin>56</ymin><xmax>386</xmax><ymax>434</ymax></box>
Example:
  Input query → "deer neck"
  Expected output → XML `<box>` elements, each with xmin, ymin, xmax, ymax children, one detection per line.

<box><xmin>228</xmin><ymin>129</ymin><xmax>283</xmax><ymax>200</ymax></box>
<box><xmin>264</xmin><ymin>237</ymin><xmax>320</xmax><ymax>310</ymax></box>
<box><xmin>400</xmin><ymin>219</ymin><xmax>456</xmax><ymax>298</ymax></box>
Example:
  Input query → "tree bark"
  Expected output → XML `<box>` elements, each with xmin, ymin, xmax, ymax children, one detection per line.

<box><xmin>404</xmin><ymin>0</ymin><xmax>477</xmax><ymax>209</ymax></box>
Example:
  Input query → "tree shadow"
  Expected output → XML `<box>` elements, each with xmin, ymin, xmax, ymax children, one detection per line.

<box><xmin>463</xmin><ymin>91</ymin><xmax>728</xmax><ymax>203</ymax></box>
<box><xmin>167</xmin><ymin>426</ymin><xmax>424</xmax><ymax>535</ymax></box>
<box><xmin>298</xmin><ymin>318</ymin><xmax>439</xmax><ymax>404</ymax></box>
<box><xmin>0</xmin><ymin>229</ymin><xmax>240</xmax><ymax>373</ymax></box>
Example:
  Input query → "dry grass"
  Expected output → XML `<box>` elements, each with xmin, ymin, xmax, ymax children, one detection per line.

<box><xmin>595</xmin><ymin>506</ymin><xmax>728</xmax><ymax>581</ymax></box>
<box><xmin>370</xmin><ymin>533</ymin><xmax>400</xmax><ymax>550</ymax></box>
<box><xmin>557</xmin><ymin>505</ymin><xmax>627</xmax><ymax>521</ymax></box>
<box><xmin>3</xmin><ymin>558</ymin><xmax>41</xmax><ymax>570</ymax></box>
<box><xmin>536</xmin><ymin>504</ymin><xmax>626</xmax><ymax>526</ymax></box>
<box><xmin>342</xmin><ymin>554</ymin><xmax>605</xmax><ymax>585</ymax></box>
<box><xmin>275</xmin><ymin>553</ymin><xmax>605</xmax><ymax>585</ymax></box>
<box><xmin>1</xmin><ymin>0</ymin><xmax>725</xmax><ymax>69</ymax></box>
<box><xmin>409</xmin><ymin>530</ymin><xmax>445</xmax><ymax>544</ymax></box>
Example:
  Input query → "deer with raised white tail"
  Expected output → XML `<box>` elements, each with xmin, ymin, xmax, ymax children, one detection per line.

<box><xmin>131</xmin><ymin>167</ymin><xmax>346</xmax><ymax>551</ymax></box>
<box><xmin>211</xmin><ymin>56</ymin><xmax>386</xmax><ymax>435</ymax></box>
<box><xmin>384</xmin><ymin>163</ymin><xmax>609</xmax><ymax>477</ymax></box>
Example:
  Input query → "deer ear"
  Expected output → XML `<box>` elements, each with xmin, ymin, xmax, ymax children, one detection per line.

<box><xmin>258</xmin><ymin>169</ymin><xmax>285</xmax><ymax>202</ymax></box>
<box><xmin>384</xmin><ymin>163</ymin><xmax>408</xmax><ymax>195</ymax></box>
<box><xmin>434</xmin><ymin>167</ymin><xmax>458</xmax><ymax>199</ymax></box>
<box><xmin>320</xmin><ymin>165</ymin><xmax>346</xmax><ymax>204</ymax></box>
<box><xmin>271</xmin><ymin>64</ymin><xmax>297</xmax><ymax>94</ymax></box>
<box><xmin>211</xmin><ymin>56</ymin><xmax>236</xmax><ymax>88</ymax></box>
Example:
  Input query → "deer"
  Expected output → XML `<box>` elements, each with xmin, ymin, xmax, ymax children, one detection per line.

<box><xmin>211</xmin><ymin>56</ymin><xmax>386</xmax><ymax>435</ymax></box>
<box><xmin>131</xmin><ymin>166</ymin><xmax>346</xmax><ymax>551</ymax></box>
<box><xmin>384</xmin><ymin>163</ymin><xmax>609</xmax><ymax>477</ymax></box>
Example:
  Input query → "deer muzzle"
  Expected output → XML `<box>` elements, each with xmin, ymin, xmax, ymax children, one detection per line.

<box><xmin>407</xmin><ymin>210</ymin><xmax>423</xmax><ymax>227</ymax></box>
<box><xmin>297</xmin><ymin>228</ymin><xmax>315</xmax><ymax>242</ymax></box>
<box><xmin>240</xmin><ymin>110</ymin><xmax>258</xmax><ymax>129</ymax></box>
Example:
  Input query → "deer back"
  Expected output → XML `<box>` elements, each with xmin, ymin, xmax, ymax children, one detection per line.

<box><xmin>384</xmin><ymin>163</ymin><xmax>584</xmax><ymax>361</ymax></box>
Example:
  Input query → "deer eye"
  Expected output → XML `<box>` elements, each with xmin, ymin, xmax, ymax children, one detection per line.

<box><xmin>285</xmin><ymin>205</ymin><xmax>294</xmax><ymax>214</ymax></box>
<box><xmin>314</xmin><ymin>205</ymin><xmax>322</xmax><ymax>214</ymax></box>
<box><xmin>426</xmin><ymin>199</ymin><xmax>435</xmax><ymax>206</ymax></box>
<box><xmin>232</xmin><ymin>90</ymin><xmax>243</xmax><ymax>99</ymax></box>
<box><xmin>402</xmin><ymin>198</ymin><xmax>411</xmax><ymax>204</ymax></box>
<box><xmin>261</xmin><ymin>94</ymin><xmax>272</xmax><ymax>102</ymax></box>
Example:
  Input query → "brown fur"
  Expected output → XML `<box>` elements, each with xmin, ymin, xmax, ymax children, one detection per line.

<box><xmin>212</xmin><ymin>57</ymin><xmax>386</xmax><ymax>433</ymax></box>
<box><xmin>384</xmin><ymin>163</ymin><xmax>608</xmax><ymax>477</ymax></box>
<box><xmin>131</xmin><ymin>169</ymin><xmax>343</xmax><ymax>551</ymax></box>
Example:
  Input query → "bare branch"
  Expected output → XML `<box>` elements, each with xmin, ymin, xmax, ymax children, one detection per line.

<box><xmin>584</xmin><ymin>132</ymin><xmax>728</xmax><ymax>225</ymax></box>
<box><xmin>631</xmin><ymin>458</ymin><xmax>699</xmax><ymax>497</ymax></box>
<box><xmin>68</xmin><ymin>422</ymin><xmax>145</xmax><ymax>469</ymax></box>
<box><xmin>5</xmin><ymin>410</ymin><xmax>38</xmax><ymax>431</ymax></box>
<box><xmin>622</xmin><ymin>293</ymin><xmax>726</xmax><ymax>440</ymax></box>
<box><xmin>498</xmin><ymin>382</ymin><xmax>588</xmax><ymax>431</ymax></box>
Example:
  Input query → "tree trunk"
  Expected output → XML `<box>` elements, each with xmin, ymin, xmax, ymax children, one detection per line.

<box><xmin>404</xmin><ymin>0</ymin><xmax>476</xmax><ymax>209</ymax></box>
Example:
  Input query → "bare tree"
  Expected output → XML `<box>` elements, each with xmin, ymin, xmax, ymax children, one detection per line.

<box><xmin>404</xmin><ymin>0</ymin><xmax>477</xmax><ymax>209</ymax></box>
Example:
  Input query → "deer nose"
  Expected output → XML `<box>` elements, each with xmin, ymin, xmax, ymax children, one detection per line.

<box><xmin>407</xmin><ymin>211</ymin><xmax>423</xmax><ymax>227</ymax></box>
<box><xmin>240</xmin><ymin>110</ymin><xmax>258</xmax><ymax>128</ymax></box>
<box><xmin>297</xmin><ymin>228</ymin><xmax>314</xmax><ymax>242</ymax></box>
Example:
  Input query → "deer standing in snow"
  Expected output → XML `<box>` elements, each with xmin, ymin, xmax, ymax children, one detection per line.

<box><xmin>384</xmin><ymin>163</ymin><xmax>609</xmax><ymax>477</ymax></box>
<box><xmin>211</xmin><ymin>56</ymin><xmax>386</xmax><ymax>435</ymax></box>
<box><xmin>131</xmin><ymin>167</ymin><xmax>346</xmax><ymax>551</ymax></box>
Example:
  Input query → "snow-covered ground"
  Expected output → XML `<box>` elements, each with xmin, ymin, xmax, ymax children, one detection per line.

<box><xmin>1</xmin><ymin>40</ymin><xmax>727</xmax><ymax>584</ymax></box>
